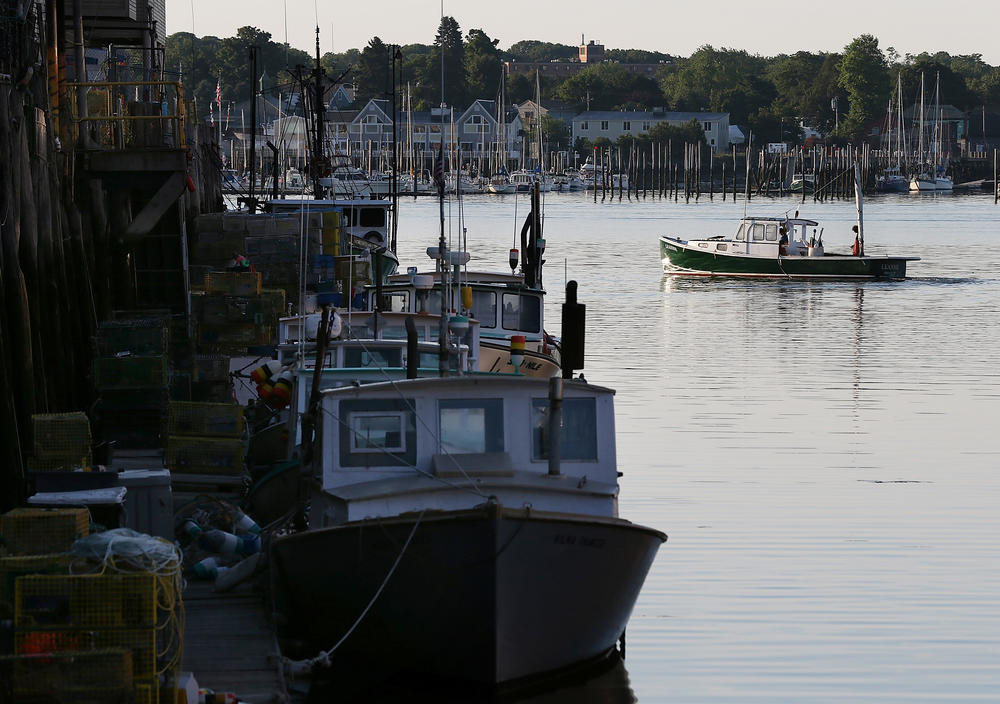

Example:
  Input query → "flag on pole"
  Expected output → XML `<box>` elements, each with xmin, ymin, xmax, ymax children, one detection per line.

<box><xmin>209</xmin><ymin>101</ymin><xmax>214</xmax><ymax>126</ymax></box>
<box><xmin>215</xmin><ymin>77</ymin><xmax>222</xmax><ymax>106</ymax></box>
<box><xmin>433</xmin><ymin>143</ymin><xmax>446</xmax><ymax>196</ymax></box>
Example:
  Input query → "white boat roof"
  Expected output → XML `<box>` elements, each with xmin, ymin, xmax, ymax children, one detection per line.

<box><xmin>386</xmin><ymin>270</ymin><xmax>535</xmax><ymax>287</ymax></box>
<box><xmin>741</xmin><ymin>216</ymin><xmax>819</xmax><ymax>226</ymax></box>
<box><xmin>320</xmin><ymin>374</ymin><xmax>613</xmax><ymax>399</ymax></box>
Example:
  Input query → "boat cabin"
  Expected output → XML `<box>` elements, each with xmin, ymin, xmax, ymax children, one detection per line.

<box><xmin>369</xmin><ymin>270</ymin><xmax>545</xmax><ymax>348</ymax></box>
<box><xmin>268</xmin><ymin>197</ymin><xmax>392</xmax><ymax>250</ymax></box>
<box><xmin>314</xmin><ymin>376</ymin><xmax>620</xmax><ymax>525</ymax></box>
<box><xmin>729</xmin><ymin>216</ymin><xmax>822</xmax><ymax>256</ymax></box>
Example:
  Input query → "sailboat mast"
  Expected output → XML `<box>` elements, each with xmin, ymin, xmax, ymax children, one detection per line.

<box><xmin>854</xmin><ymin>162</ymin><xmax>864</xmax><ymax>255</ymax></box>
<box><xmin>918</xmin><ymin>72</ymin><xmax>925</xmax><ymax>168</ymax></box>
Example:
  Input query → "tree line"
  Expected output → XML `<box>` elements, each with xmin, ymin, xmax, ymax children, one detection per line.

<box><xmin>164</xmin><ymin>19</ymin><xmax>1000</xmax><ymax>145</ymax></box>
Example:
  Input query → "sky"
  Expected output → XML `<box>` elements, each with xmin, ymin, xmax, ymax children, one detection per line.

<box><xmin>166</xmin><ymin>0</ymin><xmax>998</xmax><ymax>65</ymax></box>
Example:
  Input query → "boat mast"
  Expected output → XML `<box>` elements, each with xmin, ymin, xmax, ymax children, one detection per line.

<box><xmin>311</xmin><ymin>26</ymin><xmax>325</xmax><ymax>200</ymax></box>
<box><xmin>918</xmin><ymin>72</ymin><xmax>925</xmax><ymax>172</ymax></box>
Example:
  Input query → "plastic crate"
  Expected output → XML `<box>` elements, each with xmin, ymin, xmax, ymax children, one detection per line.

<box><xmin>94</xmin><ymin>320</ymin><xmax>169</xmax><ymax>356</ymax></box>
<box><xmin>0</xmin><ymin>508</ymin><xmax>90</xmax><ymax>556</ymax></box>
<box><xmin>204</xmin><ymin>270</ymin><xmax>261</xmax><ymax>296</ymax></box>
<box><xmin>165</xmin><ymin>436</ymin><xmax>244</xmax><ymax>476</ymax></box>
<box><xmin>1</xmin><ymin>648</ymin><xmax>133</xmax><ymax>700</ymax></box>
<box><xmin>15</xmin><ymin>574</ymin><xmax>158</xmax><ymax>629</ymax></box>
<box><xmin>0</xmin><ymin>554</ymin><xmax>74</xmax><ymax>608</ymax></box>
<box><xmin>92</xmin><ymin>356</ymin><xmax>169</xmax><ymax>390</ymax></box>
<box><xmin>32</xmin><ymin>413</ymin><xmax>92</xmax><ymax>461</ymax></box>
<box><xmin>168</xmin><ymin>402</ymin><xmax>244</xmax><ymax>438</ymax></box>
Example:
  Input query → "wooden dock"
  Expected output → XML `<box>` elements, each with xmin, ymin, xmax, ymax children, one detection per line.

<box><xmin>182</xmin><ymin>580</ymin><xmax>289</xmax><ymax>703</ymax></box>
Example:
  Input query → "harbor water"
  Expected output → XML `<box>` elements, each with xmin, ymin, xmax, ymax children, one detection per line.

<box><xmin>381</xmin><ymin>191</ymin><xmax>1000</xmax><ymax>702</ymax></box>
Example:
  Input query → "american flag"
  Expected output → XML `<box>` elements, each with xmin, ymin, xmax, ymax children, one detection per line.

<box><xmin>433</xmin><ymin>143</ymin><xmax>446</xmax><ymax>196</ymax></box>
<box><xmin>215</xmin><ymin>78</ymin><xmax>222</xmax><ymax>106</ymax></box>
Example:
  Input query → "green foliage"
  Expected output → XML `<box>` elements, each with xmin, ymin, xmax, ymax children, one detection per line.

<box><xmin>659</xmin><ymin>45</ymin><xmax>774</xmax><ymax>125</ymax></box>
<box><xmin>555</xmin><ymin>63</ymin><xmax>662</xmax><ymax>111</ymax></box>
<box><xmin>465</xmin><ymin>29</ymin><xmax>503</xmax><ymax>99</ymax></box>
<box><xmin>505</xmin><ymin>40</ymin><xmax>577</xmax><ymax>63</ymax></box>
<box><xmin>353</xmin><ymin>37</ymin><xmax>393</xmax><ymax>103</ymax></box>
<box><xmin>837</xmin><ymin>34</ymin><xmax>890</xmax><ymax>139</ymax></box>
<box><xmin>605</xmin><ymin>49</ymin><xmax>671</xmax><ymax>64</ymax></box>
<box><xmin>418</xmin><ymin>16</ymin><xmax>468</xmax><ymax>107</ymax></box>
<box><xmin>540</xmin><ymin>114</ymin><xmax>570</xmax><ymax>150</ymax></box>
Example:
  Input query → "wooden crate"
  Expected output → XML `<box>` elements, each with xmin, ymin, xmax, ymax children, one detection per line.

<box><xmin>0</xmin><ymin>508</ymin><xmax>90</xmax><ymax>556</ymax></box>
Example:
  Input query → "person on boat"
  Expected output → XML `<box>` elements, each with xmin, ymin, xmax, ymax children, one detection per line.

<box><xmin>778</xmin><ymin>227</ymin><xmax>789</xmax><ymax>256</ymax></box>
<box><xmin>850</xmin><ymin>225</ymin><xmax>863</xmax><ymax>257</ymax></box>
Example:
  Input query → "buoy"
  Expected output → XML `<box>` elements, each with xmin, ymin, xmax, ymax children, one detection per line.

<box><xmin>509</xmin><ymin>248</ymin><xmax>519</xmax><ymax>272</ymax></box>
<box><xmin>510</xmin><ymin>335</ymin><xmax>525</xmax><ymax>372</ymax></box>
<box><xmin>269</xmin><ymin>371</ymin><xmax>293</xmax><ymax>409</ymax></box>
<box><xmin>250</xmin><ymin>360</ymin><xmax>281</xmax><ymax>386</ymax></box>
<box><xmin>461</xmin><ymin>285</ymin><xmax>473</xmax><ymax>310</ymax></box>
<box><xmin>233</xmin><ymin>509</ymin><xmax>261</xmax><ymax>535</ymax></box>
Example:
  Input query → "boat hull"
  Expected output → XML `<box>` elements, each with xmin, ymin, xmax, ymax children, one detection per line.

<box><xmin>270</xmin><ymin>505</ymin><xmax>665</xmax><ymax>685</ymax></box>
<box><xmin>660</xmin><ymin>237</ymin><xmax>914</xmax><ymax>279</ymax></box>
<box><xmin>479</xmin><ymin>340</ymin><xmax>560</xmax><ymax>377</ymax></box>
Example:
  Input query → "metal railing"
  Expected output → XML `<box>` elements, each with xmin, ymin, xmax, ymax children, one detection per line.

<box><xmin>66</xmin><ymin>81</ymin><xmax>186</xmax><ymax>150</ymax></box>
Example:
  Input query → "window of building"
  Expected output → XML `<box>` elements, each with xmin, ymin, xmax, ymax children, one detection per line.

<box><xmin>438</xmin><ymin>399</ymin><xmax>504</xmax><ymax>454</ymax></box>
<box><xmin>530</xmin><ymin>397</ymin><xmax>598</xmax><ymax>461</ymax></box>
<box><xmin>623</xmin><ymin>121</ymin><xmax>631</xmax><ymax>131</ymax></box>
<box><xmin>580</xmin><ymin>121</ymin><xmax>589</xmax><ymax>130</ymax></box>
<box><xmin>600</xmin><ymin>120</ymin><xmax>609</xmax><ymax>130</ymax></box>
<box><xmin>703</xmin><ymin>121</ymin><xmax>712</xmax><ymax>132</ymax></box>
<box><xmin>642</xmin><ymin>121</ymin><xmax>651</xmax><ymax>131</ymax></box>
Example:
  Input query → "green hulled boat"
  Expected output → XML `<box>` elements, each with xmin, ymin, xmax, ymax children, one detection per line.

<box><xmin>660</xmin><ymin>213</ymin><xmax>918</xmax><ymax>279</ymax></box>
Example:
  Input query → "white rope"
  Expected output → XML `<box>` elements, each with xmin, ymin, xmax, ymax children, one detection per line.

<box><xmin>286</xmin><ymin>508</ymin><xmax>426</xmax><ymax>671</ymax></box>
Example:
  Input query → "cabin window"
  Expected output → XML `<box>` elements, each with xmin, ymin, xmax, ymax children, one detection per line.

<box><xmin>438</xmin><ymin>399</ymin><xmax>504</xmax><ymax>454</ymax></box>
<box><xmin>501</xmin><ymin>293</ymin><xmax>541</xmax><ymax>333</ymax></box>
<box><xmin>359</xmin><ymin>208</ymin><xmax>385</xmax><ymax>227</ymax></box>
<box><xmin>339</xmin><ymin>399</ymin><xmax>416</xmax><ymax>467</ymax></box>
<box><xmin>751</xmin><ymin>224</ymin><xmax>766</xmax><ymax>241</ymax></box>
<box><xmin>764</xmin><ymin>224</ymin><xmax>778</xmax><ymax>241</ymax></box>
<box><xmin>415</xmin><ymin>289</ymin><xmax>443</xmax><ymax>315</ymax></box>
<box><xmin>530</xmin><ymin>398</ymin><xmax>598</xmax><ymax>461</ymax></box>
<box><xmin>343</xmin><ymin>347</ymin><xmax>402</xmax><ymax>368</ymax></box>
<box><xmin>735</xmin><ymin>224</ymin><xmax>745</xmax><ymax>241</ymax></box>
<box><xmin>470</xmin><ymin>290</ymin><xmax>496</xmax><ymax>327</ymax></box>
<box><xmin>384</xmin><ymin>292</ymin><xmax>409</xmax><ymax>313</ymax></box>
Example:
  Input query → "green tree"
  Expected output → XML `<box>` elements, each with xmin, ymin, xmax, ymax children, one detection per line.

<box><xmin>540</xmin><ymin>114</ymin><xmax>570</xmax><ymax>150</ymax></box>
<box><xmin>659</xmin><ymin>45</ymin><xmax>774</xmax><ymax>124</ymax></box>
<box><xmin>354</xmin><ymin>37</ymin><xmax>392</xmax><ymax>102</ymax></box>
<box><xmin>465</xmin><ymin>29</ymin><xmax>502</xmax><ymax>99</ymax></box>
<box><xmin>505</xmin><ymin>40</ymin><xmax>576</xmax><ymax>63</ymax></box>
<box><xmin>837</xmin><ymin>34</ymin><xmax>890</xmax><ymax>139</ymax></box>
<box><xmin>555</xmin><ymin>63</ymin><xmax>662</xmax><ymax>111</ymax></box>
<box><xmin>420</xmin><ymin>16</ymin><xmax>467</xmax><ymax>106</ymax></box>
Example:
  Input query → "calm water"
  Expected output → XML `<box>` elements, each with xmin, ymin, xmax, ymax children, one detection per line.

<box><xmin>389</xmin><ymin>191</ymin><xmax>1000</xmax><ymax>703</ymax></box>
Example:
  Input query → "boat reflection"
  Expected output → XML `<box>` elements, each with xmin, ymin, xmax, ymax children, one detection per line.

<box><xmin>305</xmin><ymin>650</ymin><xmax>636</xmax><ymax>703</ymax></box>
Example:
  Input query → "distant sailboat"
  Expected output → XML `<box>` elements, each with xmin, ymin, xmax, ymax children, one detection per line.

<box><xmin>910</xmin><ymin>72</ymin><xmax>953</xmax><ymax>192</ymax></box>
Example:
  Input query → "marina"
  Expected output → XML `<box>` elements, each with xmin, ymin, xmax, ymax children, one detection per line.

<box><xmin>3</xmin><ymin>2</ymin><xmax>1000</xmax><ymax>701</ymax></box>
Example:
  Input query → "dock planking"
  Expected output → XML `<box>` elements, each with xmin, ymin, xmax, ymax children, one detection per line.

<box><xmin>182</xmin><ymin>580</ymin><xmax>289</xmax><ymax>703</ymax></box>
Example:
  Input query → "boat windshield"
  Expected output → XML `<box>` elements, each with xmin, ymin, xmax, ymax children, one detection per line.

<box><xmin>735</xmin><ymin>224</ymin><xmax>745</xmax><ymax>241</ymax></box>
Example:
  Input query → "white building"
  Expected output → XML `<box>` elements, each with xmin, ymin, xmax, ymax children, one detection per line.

<box><xmin>571</xmin><ymin>109</ymin><xmax>731</xmax><ymax>152</ymax></box>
